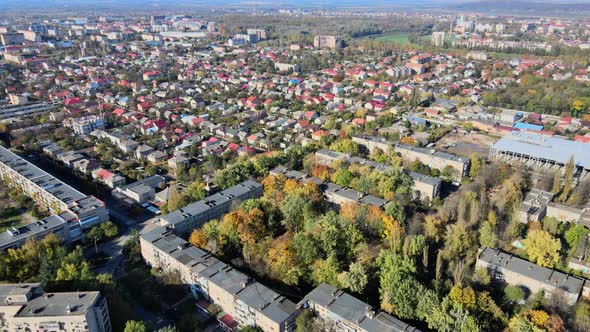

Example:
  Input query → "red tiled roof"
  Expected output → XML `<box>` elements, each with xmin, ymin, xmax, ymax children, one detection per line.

<box><xmin>96</xmin><ymin>169</ymin><xmax>113</xmax><ymax>180</ymax></box>
<box><xmin>219</xmin><ymin>314</ymin><xmax>238</xmax><ymax>329</ymax></box>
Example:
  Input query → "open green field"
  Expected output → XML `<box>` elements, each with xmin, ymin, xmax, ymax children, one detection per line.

<box><xmin>374</xmin><ymin>33</ymin><xmax>411</xmax><ymax>45</ymax></box>
<box><xmin>0</xmin><ymin>207</ymin><xmax>26</xmax><ymax>233</ymax></box>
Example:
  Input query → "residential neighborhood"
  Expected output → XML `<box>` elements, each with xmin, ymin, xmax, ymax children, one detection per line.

<box><xmin>0</xmin><ymin>2</ymin><xmax>590</xmax><ymax>332</ymax></box>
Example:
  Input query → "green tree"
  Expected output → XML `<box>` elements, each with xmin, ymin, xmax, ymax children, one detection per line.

<box><xmin>504</xmin><ymin>285</ymin><xmax>525</xmax><ymax>303</ymax></box>
<box><xmin>167</xmin><ymin>184</ymin><xmax>188</xmax><ymax>212</ymax></box>
<box><xmin>377</xmin><ymin>250</ymin><xmax>424</xmax><ymax>319</ymax></box>
<box><xmin>280</xmin><ymin>194</ymin><xmax>311</xmax><ymax>232</ymax></box>
<box><xmin>185</xmin><ymin>180</ymin><xmax>207</xmax><ymax>202</ymax></box>
<box><xmin>101</xmin><ymin>221</ymin><xmax>118</xmax><ymax>238</ymax></box>
<box><xmin>331</xmin><ymin>168</ymin><xmax>354</xmax><ymax>187</ymax></box>
<box><xmin>469</xmin><ymin>153</ymin><xmax>483</xmax><ymax>178</ymax></box>
<box><xmin>124</xmin><ymin>320</ymin><xmax>148</xmax><ymax>332</ymax></box>
<box><xmin>293</xmin><ymin>232</ymin><xmax>321</xmax><ymax>266</ymax></box>
<box><xmin>329</xmin><ymin>139</ymin><xmax>359</xmax><ymax>154</ymax></box>
<box><xmin>559</xmin><ymin>156</ymin><xmax>575</xmax><ymax>202</ymax></box>
<box><xmin>295</xmin><ymin>309</ymin><xmax>323</xmax><ymax>332</ymax></box>
<box><xmin>87</xmin><ymin>226</ymin><xmax>105</xmax><ymax>254</ymax></box>
<box><xmin>551</xmin><ymin>171</ymin><xmax>561</xmax><ymax>194</ymax></box>
<box><xmin>311</xmin><ymin>255</ymin><xmax>341</xmax><ymax>287</ymax></box>
<box><xmin>565</xmin><ymin>224</ymin><xmax>589</xmax><ymax>252</ymax></box>
<box><xmin>338</xmin><ymin>262</ymin><xmax>368</xmax><ymax>293</ymax></box>
<box><xmin>479</xmin><ymin>221</ymin><xmax>497</xmax><ymax>248</ymax></box>
<box><xmin>424</xmin><ymin>297</ymin><xmax>480</xmax><ymax>332</ymax></box>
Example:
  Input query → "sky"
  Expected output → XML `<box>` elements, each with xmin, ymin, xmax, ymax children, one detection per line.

<box><xmin>1</xmin><ymin>0</ymin><xmax>590</xmax><ymax>11</ymax></box>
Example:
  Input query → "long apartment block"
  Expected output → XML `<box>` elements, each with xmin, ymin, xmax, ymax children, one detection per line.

<box><xmin>159</xmin><ymin>180</ymin><xmax>263</xmax><ymax>235</ymax></box>
<box><xmin>269</xmin><ymin>166</ymin><xmax>387</xmax><ymax>208</ymax></box>
<box><xmin>351</xmin><ymin>135</ymin><xmax>470</xmax><ymax>181</ymax></box>
<box><xmin>0</xmin><ymin>146</ymin><xmax>108</xmax><ymax>250</ymax></box>
<box><xmin>0</xmin><ymin>101</ymin><xmax>57</xmax><ymax>120</ymax></box>
<box><xmin>476</xmin><ymin>246</ymin><xmax>590</xmax><ymax>306</ymax></box>
<box><xmin>315</xmin><ymin>149</ymin><xmax>442</xmax><ymax>201</ymax></box>
<box><xmin>140</xmin><ymin>228</ymin><xmax>298</xmax><ymax>332</ymax></box>
<box><xmin>393</xmin><ymin>144</ymin><xmax>470</xmax><ymax>180</ymax></box>
<box><xmin>300</xmin><ymin>283</ymin><xmax>420</xmax><ymax>332</ymax></box>
<box><xmin>140</xmin><ymin>179</ymin><xmax>421</xmax><ymax>331</ymax></box>
<box><xmin>0</xmin><ymin>283</ymin><xmax>111</xmax><ymax>332</ymax></box>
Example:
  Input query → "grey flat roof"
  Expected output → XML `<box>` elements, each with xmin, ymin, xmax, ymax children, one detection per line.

<box><xmin>0</xmin><ymin>214</ymin><xmax>67</xmax><ymax>250</ymax></box>
<box><xmin>491</xmin><ymin>132</ymin><xmax>590</xmax><ymax>169</ymax></box>
<box><xmin>67</xmin><ymin>196</ymin><xmax>105</xmax><ymax>216</ymax></box>
<box><xmin>0</xmin><ymin>283</ymin><xmax>40</xmax><ymax>304</ymax></box>
<box><xmin>316</xmin><ymin>149</ymin><xmax>348</xmax><ymax>159</ymax></box>
<box><xmin>237</xmin><ymin>283</ymin><xmax>297</xmax><ymax>324</ymax></box>
<box><xmin>123</xmin><ymin>175</ymin><xmax>165</xmax><ymax>191</ymax></box>
<box><xmin>16</xmin><ymin>291</ymin><xmax>100</xmax><ymax>317</ymax></box>
<box><xmin>407</xmin><ymin>171</ymin><xmax>441</xmax><ymax>186</ymax></box>
<box><xmin>359</xmin><ymin>195</ymin><xmax>387</xmax><ymax>207</ymax></box>
<box><xmin>142</xmin><ymin>227</ymin><xmax>297</xmax><ymax>324</ymax></box>
<box><xmin>301</xmin><ymin>283</ymin><xmax>419</xmax><ymax>332</ymax></box>
<box><xmin>478</xmin><ymin>246</ymin><xmax>585</xmax><ymax>296</ymax></box>
<box><xmin>317</xmin><ymin>150</ymin><xmax>441</xmax><ymax>188</ymax></box>
<box><xmin>161</xmin><ymin>180</ymin><xmax>262</xmax><ymax>226</ymax></box>
<box><xmin>396</xmin><ymin>144</ymin><xmax>468</xmax><ymax>163</ymax></box>
<box><xmin>0</xmin><ymin>146</ymin><xmax>86</xmax><ymax>206</ymax></box>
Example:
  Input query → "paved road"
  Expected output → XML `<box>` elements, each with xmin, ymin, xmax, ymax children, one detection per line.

<box><xmin>20</xmin><ymin>151</ymin><xmax>180</xmax><ymax>327</ymax></box>
<box><xmin>90</xmin><ymin>215</ymin><xmax>162</xmax><ymax>276</ymax></box>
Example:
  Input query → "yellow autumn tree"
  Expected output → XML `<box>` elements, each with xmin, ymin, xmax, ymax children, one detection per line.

<box><xmin>523</xmin><ymin>229</ymin><xmax>561</xmax><ymax>268</ymax></box>
<box><xmin>526</xmin><ymin>310</ymin><xmax>549</xmax><ymax>327</ymax></box>
<box><xmin>449</xmin><ymin>284</ymin><xmax>476</xmax><ymax>310</ymax></box>
<box><xmin>261</xmin><ymin>174</ymin><xmax>286</xmax><ymax>204</ymax></box>
<box><xmin>340</xmin><ymin>202</ymin><xmax>360</xmax><ymax>221</ymax></box>
<box><xmin>188</xmin><ymin>228</ymin><xmax>207</xmax><ymax>248</ymax></box>
<box><xmin>383</xmin><ymin>215</ymin><xmax>404</xmax><ymax>250</ymax></box>
<box><xmin>267</xmin><ymin>234</ymin><xmax>303</xmax><ymax>285</ymax></box>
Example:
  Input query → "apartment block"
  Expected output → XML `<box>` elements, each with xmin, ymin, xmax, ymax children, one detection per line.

<box><xmin>0</xmin><ymin>146</ymin><xmax>109</xmax><ymax>250</ymax></box>
<box><xmin>0</xmin><ymin>101</ymin><xmax>57</xmax><ymax>120</ymax></box>
<box><xmin>314</xmin><ymin>149</ymin><xmax>441</xmax><ymax>201</ymax></box>
<box><xmin>140</xmin><ymin>228</ymin><xmax>298</xmax><ymax>332</ymax></box>
<box><xmin>394</xmin><ymin>144</ymin><xmax>470</xmax><ymax>180</ymax></box>
<box><xmin>517</xmin><ymin>189</ymin><xmax>554</xmax><ymax>223</ymax></box>
<box><xmin>112</xmin><ymin>175</ymin><xmax>165</xmax><ymax>204</ymax></box>
<box><xmin>0</xmin><ymin>32</ymin><xmax>24</xmax><ymax>45</ymax></box>
<box><xmin>0</xmin><ymin>283</ymin><xmax>111</xmax><ymax>332</ymax></box>
<box><xmin>546</xmin><ymin>202</ymin><xmax>590</xmax><ymax>228</ymax></box>
<box><xmin>313</xmin><ymin>35</ymin><xmax>342</xmax><ymax>49</ymax></box>
<box><xmin>159</xmin><ymin>180</ymin><xmax>263</xmax><ymax>235</ymax></box>
<box><xmin>300</xmin><ymin>283</ymin><xmax>420</xmax><ymax>332</ymax></box>
<box><xmin>476</xmin><ymin>247</ymin><xmax>589</xmax><ymax>305</ymax></box>
<box><xmin>324</xmin><ymin>182</ymin><xmax>387</xmax><ymax>208</ymax></box>
<box><xmin>351</xmin><ymin>135</ymin><xmax>393</xmax><ymax>153</ymax></box>
<box><xmin>269</xmin><ymin>166</ymin><xmax>387</xmax><ymax>208</ymax></box>
<box><xmin>63</xmin><ymin>115</ymin><xmax>105</xmax><ymax>136</ymax></box>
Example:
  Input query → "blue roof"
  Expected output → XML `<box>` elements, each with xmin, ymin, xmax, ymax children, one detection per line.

<box><xmin>513</xmin><ymin>122</ymin><xmax>544</xmax><ymax>131</ymax></box>
<box><xmin>492</xmin><ymin>132</ymin><xmax>590</xmax><ymax>169</ymax></box>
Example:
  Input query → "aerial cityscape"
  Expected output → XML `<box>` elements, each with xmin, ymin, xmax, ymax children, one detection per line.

<box><xmin>0</xmin><ymin>1</ymin><xmax>590</xmax><ymax>331</ymax></box>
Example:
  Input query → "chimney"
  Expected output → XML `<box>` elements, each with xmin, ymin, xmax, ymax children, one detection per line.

<box><xmin>65</xmin><ymin>305</ymin><xmax>71</xmax><ymax>314</ymax></box>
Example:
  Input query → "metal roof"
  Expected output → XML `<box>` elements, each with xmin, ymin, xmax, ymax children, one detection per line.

<box><xmin>492</xmin><ymin>132</ymin><xmax>590</xmax><ymax>169</ymax></box>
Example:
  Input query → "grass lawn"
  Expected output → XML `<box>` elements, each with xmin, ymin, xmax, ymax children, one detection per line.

<box><xmin>374</xmin><ymin>33</ymin><xmax>411</xmax><ymax>45</ymax></box>
<box><xmin>0</xmin><ymin>207</ymin><xmax>25</xmax><ymax>232</ymax></box>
